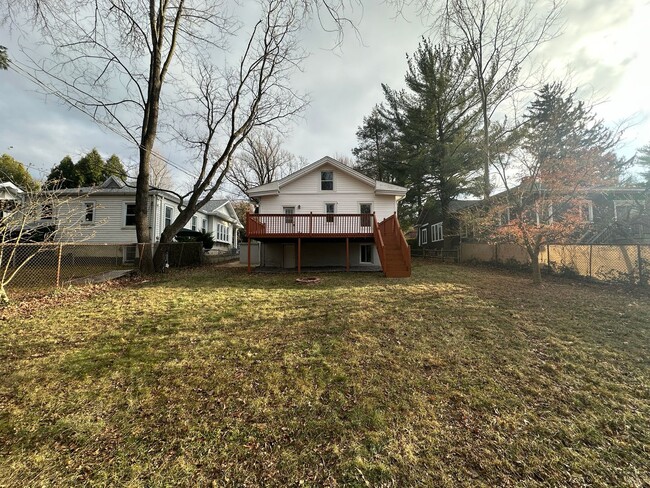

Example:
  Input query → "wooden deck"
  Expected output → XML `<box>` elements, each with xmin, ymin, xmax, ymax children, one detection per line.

<box><xmin>246</xmin><ymin>212</ymin><xmax>412</xmax><ymax>277</ymax></box>
<box><xmin>247</xmin><ymin>213</ymin><xmax>374</xmax><ymax>239</ymax></box>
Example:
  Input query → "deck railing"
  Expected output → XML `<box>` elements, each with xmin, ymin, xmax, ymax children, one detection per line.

<box><xmin>246</xmin><ymin>213</ymin><xmax>375</xmax><ymax>237</ymax></box>
<box><xmin>372</xmin><ymin>213</ymin><xmax>386</xmax><ymax>272</ymax></box>
<box><xmin>379</xmin><ymin>213</ymin><xmax>411</xmax><ymax>274</ymax></box>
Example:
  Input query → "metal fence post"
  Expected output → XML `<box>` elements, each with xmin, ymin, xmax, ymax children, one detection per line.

<box><xmin>56</xmin><ymin>243</ymin><xmax>63</xmax><ymax>288</ymax></box>
<box><xmin>547</xmin><ymin>245</ymin><xmax>551</xmax><ymax>274</ymax></box>
<box><xmin>589</xmin><ymin>245</ymin><xmax>593</xmax><ymax>278</ymax></box>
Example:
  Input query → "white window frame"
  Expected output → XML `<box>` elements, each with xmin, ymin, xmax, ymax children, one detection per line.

<box><xmin>83</xmin><ymin>201</ymin><xmax>96</xmax><ymax>223</ymax></box>
<box><xmin>123</xmin><ymin>202</ymin><xmax>136</xmax><ymax>227</ymax></box>
<box><xmin>325</xmin><ymin>202</ymin><xmax>336</xmax><ymax>222</ymax></box>
<box><xmin>123</xmin><ymin>244</ymin><xmax>137</xmax><ymax>263</ymax></box>
<box><xmin>431</xmin><ymin>222</ymin><xmax>443</xmax><ymax>242</ymax></box>
<box><xmin>320</xmin><ymin>170</ymin><xmax>334</xmax><ymax>191</ymax></box>
<box><xmin>164</xmin><ymin>205</ymin><xmax>173</xmax><ymax>228</ymax></box>
<box><xmin>202</xmin><ymin>218</ymin><xmax>207</xmax><ymax>233</ymax></box>
<box><xmin>360</xmin><ymin>243</ymin><xmax>373</xmax><ymax>264</ymax></box>
<box><xmin>614</xmin><ymin>200</ymin><xmax>645</xmax><ymax>221</ymax></box>
<box><xmin>420</xmin><ymin>226</ymin><xmax>428</xmax><ymax>245</ymax></box>
<box><xmin>191</xmin><ymin>216</ymin><xmax>197</xmax><ymax>231</ymax></box>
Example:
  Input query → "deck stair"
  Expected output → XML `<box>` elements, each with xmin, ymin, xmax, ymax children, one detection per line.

<box><xmin>374</xmin><ymin>213</ymin><xmax>411</xmax><ymax>278</ymax></box>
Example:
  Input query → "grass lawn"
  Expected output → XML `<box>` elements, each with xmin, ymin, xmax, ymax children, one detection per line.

<box><xmin>1</xmin><ymin>260</ymin><xmax>648</xmax><ymax>486</ymax></box>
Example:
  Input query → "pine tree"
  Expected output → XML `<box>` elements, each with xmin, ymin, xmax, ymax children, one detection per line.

<box><xmin>352</xmin><ymin>106</ymin><xmax>400</xmax><ymax>183</ymax></box>
<box><xmin>379</xmin><ymin>40</ymin><xmax>482</xmax><ymax>227</ymax></box>
<box><xmin>47</xmin><ymin>156</ymin><xmax>79</xmax><ymax>188</ymax></box>
<box><xmin>75</xmin><ymin>149</ymin><xmax>105</xmax><ymax>186</ymax></box>
<box><xmin>104</xmin><ymin>154</ymin><xmax>127</xmax><ymax>180</ymax></box>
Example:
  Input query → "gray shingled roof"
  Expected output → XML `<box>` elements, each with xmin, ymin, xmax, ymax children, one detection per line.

<box><xmin>201</xmin><ymin>199</ymin><xmax>228</xmax><ymax>213</ymax></box>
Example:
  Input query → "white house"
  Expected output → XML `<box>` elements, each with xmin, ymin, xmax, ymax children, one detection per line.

<box><xmin>246</xmin><ymin>156</ymin><xmax>411</xmax><ymax>277</ymax></box>
<box><xmin>0</xmin><ymin>181</ymin><xmax>24</xmax><ymax>219</ymax></box>
<box><xmin>48</xmin><ymin>176</ymin><xmax>242</xmax><ymax>261</ymax></box>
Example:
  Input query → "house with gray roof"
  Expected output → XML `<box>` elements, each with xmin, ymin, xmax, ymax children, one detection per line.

<box><xmin>45</xmin><ymin>176</ymin><xmax>242</xmax><ymax>261</ymax></box>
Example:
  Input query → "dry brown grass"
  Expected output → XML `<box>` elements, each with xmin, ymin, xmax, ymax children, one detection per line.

<box><xmin>1</xmin><ymin>260</ymin><xmax>648</xmax><ymax>486</ymax></box>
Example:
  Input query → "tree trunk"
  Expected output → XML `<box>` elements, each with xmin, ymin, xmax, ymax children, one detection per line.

<box><xmin>135</xmin><ymin>143</ymin><xmax>154</xmax><ymax>273</ymax></box>
<box><xmin>530</xmin><ymin>247</ymin><xmax>542</xmax><ymax>284</ymax></box>
<box><xmin>482</xmin><ymin>101</ymin><xmax>490</xmax><ymax>201</ymax></box>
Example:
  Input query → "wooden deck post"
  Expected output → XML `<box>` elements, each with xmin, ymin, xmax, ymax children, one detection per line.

<box><xmin>297</xmin><ymin>238</ymin><xmax>301</xmax><ymax>273</ymax></box>
<box><xmin>346</xmin><ymin>238</ymin><xmax>350</xmax><ymax>272</ymax></box>
<box><xmin>309</xmin><ymin>212</ymin><xmax>313</xmax><ymax>236</ymax></box>
<box><xmin>247</xmin><ymin>238</ymin><xmax>251</xmax><ymax>273</ymax></box>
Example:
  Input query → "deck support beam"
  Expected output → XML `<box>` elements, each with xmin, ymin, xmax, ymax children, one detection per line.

<box><xmin>297</xmin><ymin>238</ymin><xmax>301</xmax><ymax>273</ymax></box>
<box><xmin>346</xmin><ymin>238</ymin><xmax>350</xmax><ymax>272</ymax></box>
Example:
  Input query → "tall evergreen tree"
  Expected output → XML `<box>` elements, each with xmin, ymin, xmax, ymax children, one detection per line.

<box><xmin>75</xmin><ymin>149</ymin><xmax>105</xmax><ymax>186</ymax></box>
<box><xmin>380</xmin><ymin>40</ymin><xmax>482</xmax><ymax>227</ymax></box>
<box><xmin>46</xmin><ymin>155</ymin><xmax>78</xmax><ymax>188</ymax></box>
<box><xmin>523</xmin><ymin>83</ymin><xmax>625</xmax><ymax>186</ymax></box>
<box><xmin>103</xmin><ymin>154</ymin><xmax>127</xmax><ymax>180</ymax></box>
<box><xmin>47</xmin><ymin>150</ymin><xmax>125</xmax><ymax>188</ymax></box>
<box><xmin>352</xmin><ymin>106</ymin><xmax>401</xmax><ymax>184</ymax></box>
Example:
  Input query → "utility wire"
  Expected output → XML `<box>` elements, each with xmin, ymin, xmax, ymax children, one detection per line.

<box><xmin>8</xmin><ymin>61</ymin><xmax>249</xmax><ymax>201</ymax></box>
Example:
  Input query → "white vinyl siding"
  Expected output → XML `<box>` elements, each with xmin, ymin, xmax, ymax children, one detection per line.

<box><xmin>257</xmin><ymin>166</ymin><xmax>399</xmax><ymax>222</ymax></box>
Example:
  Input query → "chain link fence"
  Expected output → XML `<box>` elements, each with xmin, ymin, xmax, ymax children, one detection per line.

<box><xmin>460</xmin><ymin>242</ymin><xmax>650</xmax><ymax>286</ymax></box>
<box><xmin>0</xmin><ymin>242</ymin><xmax>204</xmax><ymax>298</ymax></box>
<box><xmin>540</xmin><ymin>244</ymin><xmax>650</xmax><ymax>286</ymax></box>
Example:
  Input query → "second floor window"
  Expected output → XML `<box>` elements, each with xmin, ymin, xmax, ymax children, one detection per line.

<box><xmin>321</xmin><ymin>171</ymin><xmax>333</xmax><ymax>191</ymax></box>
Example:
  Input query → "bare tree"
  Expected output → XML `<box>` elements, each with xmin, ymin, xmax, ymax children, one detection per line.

<box><xmin>3</xmin><ymin>0</ymin><xmax>358</xmax><ymax>272</ymax></box>
<box><xmin>149</xmin><ymin>153</ymin><xmax>174</xmax><ymax>190</ymax></box>
<box><xmin>227</xmin><ymin>129</ymin><xmax>297</xmax><ymax>196</ymax></box>
<box><xmin>153</xmin><ymin>0</ymin><xmax>311</xmax><ymax>270</ymax></box>
<box><xmin>394</xmin><ymin>0</ymin><xmax>564</xmax><ymax>199</ymax></box>
<box><xmin>125</xmin><ymin>149</ymin><xmax>174</xmax><ymax>191</ymax></box>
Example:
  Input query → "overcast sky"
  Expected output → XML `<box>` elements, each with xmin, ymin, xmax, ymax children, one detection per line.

<box><xmin>1</xmin><ymin>0</ymin><xmax>649</xmax><ymax>195</ymax></box>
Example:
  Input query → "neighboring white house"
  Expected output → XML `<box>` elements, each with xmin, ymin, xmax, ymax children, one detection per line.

<box><xmin>49</xmin><ymin>176</ymin><xmax>242</xmax><ymax>256</ymax></box>
<box><xmin>0</xmin><ymin>181</ymin><xmax>24</xmax><ymax>219</ymax></box>
<box><xmin>246</xmin><ymin>156</ymin><xmax>411</xmax><ymax>276</ymax></box>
